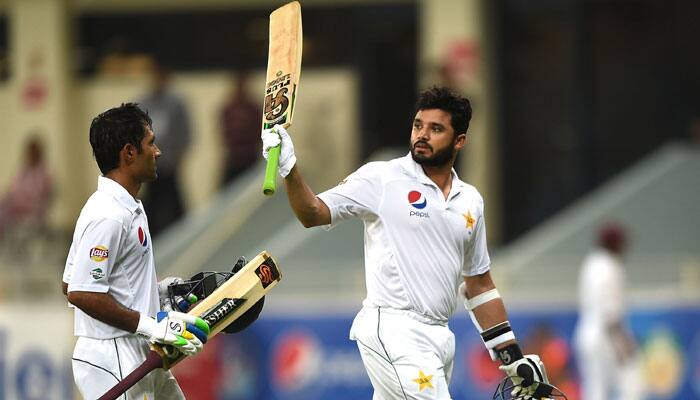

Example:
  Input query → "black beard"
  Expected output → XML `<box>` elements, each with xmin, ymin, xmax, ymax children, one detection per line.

<box><xmin>410</xmin><ymin>140</ymin><xmax>456</xmax><ymax>167</ymax></box>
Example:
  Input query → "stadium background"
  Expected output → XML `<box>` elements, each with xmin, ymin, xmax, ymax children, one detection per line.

<box><xmin>0</xmin><ymin>0</ymin><xmax>699</xmax><ymax>399</ymax></box>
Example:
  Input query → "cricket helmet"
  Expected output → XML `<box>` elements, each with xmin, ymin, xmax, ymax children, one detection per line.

<box><xmin>492</xmin><ymin>378</ymin><xmax>568</xmax><ymax>400</ymax></box>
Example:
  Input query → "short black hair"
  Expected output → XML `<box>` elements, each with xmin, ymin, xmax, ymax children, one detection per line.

<box><xmin>414</xmin><ymin>86</ymin><xmax>472</xmax><ymax>135</ymax></box>
<box><xmin>89</xmin><ymin>103</ymin><xmax>152</xmax><ymax>174</ymax></box>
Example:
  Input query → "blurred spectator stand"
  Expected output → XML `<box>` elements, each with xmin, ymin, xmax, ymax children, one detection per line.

<box><xmin>139</xmin><ymin>62</ymin><xmax>192</xmax><ymax>237</ymax></box>
<box><xmin>219</xmin><ymin>72</ymin><xmax>262</xmax><ymax>186</ymax></box>
<box><xmin>0</xmin><ymin>135</ymin><xmax>61</xmax><ymax>298</ymax></box>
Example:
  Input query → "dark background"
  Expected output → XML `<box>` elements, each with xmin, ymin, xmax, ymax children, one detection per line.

<box><xmin>0</xmin><ymin>16</ymin><xmax>8</xmax><ymax>81</ymax></box>
<box><xmin>499</xmin><ymin>0</ymin><xmax>700</xmax><ymax>240</ymax></box>
<box><xmin>76</xmin><ymin>4</ymin><xmax>418</xmax><ymax>165</ymax></box>
<box><xmin>71</xmin><ymin>0</ymin><xmax>700</xmax><ymax>242</ymax></box>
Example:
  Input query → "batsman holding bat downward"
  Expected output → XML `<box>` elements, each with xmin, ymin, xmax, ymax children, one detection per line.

<box><xmin>262</xmin><ymin>87</ymin><xmax>567</xmax><ymax>400</ymax></box>
<box><xmin>61</xmin><ymin>104</ymin><xmax>263</xmax><ymax>399</ymax></box>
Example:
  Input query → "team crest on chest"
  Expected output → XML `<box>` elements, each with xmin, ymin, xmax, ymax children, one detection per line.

<box><xmin>463</xmin><ymin>210</ymin><xmax>475</xmax><ymax>230</ymax></box>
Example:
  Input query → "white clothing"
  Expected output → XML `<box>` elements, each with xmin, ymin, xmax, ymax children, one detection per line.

<box><xmin>318</xmin><ymin>154</ymin><xmax>489</xmax><ymax>400</ymax></box>
<box><xmin>574</xmin><ymin>249</ymin><xmax>643</xmax><ymax>400</ymax></box>
<box><xmin>318</xmin><ymin>153</ymin><xmax>491</xmax><ymax>324</ymax></box>
<box><xmin>350</xmin><ymin>306</ymin><xmax>455</xmax><ymax>400</ymax></box>
<box><xmin>62</xmin><ymin>176</ymin><xmax>181</xmax><ymax>397</ymax></box>
<box><xmin>576</xmin><ymin>249</ymin><xmax>624</xmax><ymax>330</ymax></box>
<box><xmin>63</xmin><ymin>176</ymin><xmax>159</xmax><ymax>339</ymax></box>
<box><xmin>72</xmin><ymin>335</ymin><xmax>184</xmax><ymax>400</ymax></box>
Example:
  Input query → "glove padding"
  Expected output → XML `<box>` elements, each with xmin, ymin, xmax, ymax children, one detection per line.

<box><xmin>261</xmin><ymin>125</ymin><xmax>296</xmax><ymax>178</ymax></box>
<box><xmin>136</xmin><ymin>311</ymin><xmax>210</xmax><ymax>357</ymax></box>
<box><xmin>498</xmin><ymin>354</ymin><xmax>554</xmax><ymax>400</ymax></box>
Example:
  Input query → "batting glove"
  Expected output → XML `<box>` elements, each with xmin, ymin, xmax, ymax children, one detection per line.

<box><xmin>136</xmin><ymin>311</ymin><xmax>210</xmax><ymax>357</ymax></box>
<box><xmin>261</xmin><ymin>125</ymin><xmax>296</xmax><ymax>178</ymax></box>
<box><xmin>499</xmin><ymin>354</ymin><xmax>554</xmax><ymax>400</ymax></box>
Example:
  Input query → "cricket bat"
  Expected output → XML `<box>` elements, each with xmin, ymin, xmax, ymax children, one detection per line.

<box><xmin>262</xmin><ymin>1</ymin><xmax>303</xmax><ymax>196</ymax></box>
<box><xmin>98</xmin><ymin>251</ymin><xmax>281</xmax><ymax>400</ymax></box>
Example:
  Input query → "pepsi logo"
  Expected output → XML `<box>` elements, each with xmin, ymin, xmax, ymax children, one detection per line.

<box><xmin>272</xmin><ymin>330</ymin><xmax>322</xmax><ymax>393</ymax></box>
<box><xmin>137</xmin><ymin>226</ymin><xmax>148</xmax><ymax>247</ymax></box>
<box><xmin>408</xmin><ymin>190</ymin><xmax>427</xmax><ymax>209</ymax></box>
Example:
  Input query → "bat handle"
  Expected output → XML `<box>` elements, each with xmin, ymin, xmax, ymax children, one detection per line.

<box><xmin>263</xmin><ymin>145</ymin><xmax>281</xmax><ymax>196</ymax></box>
<box><xmin>98</xmin><ymin>350</ymin><xmax>164</xmax><ymax>400</ymax></box>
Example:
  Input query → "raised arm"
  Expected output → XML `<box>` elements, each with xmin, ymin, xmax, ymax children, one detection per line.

<box><xmin>262</xmin><ymin>125</ymin><xmax>330</xmax><ymax>228</ymax></box>
<box><xmin>284</xmin><ymin>165</ymin><xmax>331</xmax><ymax>227</ymax></box>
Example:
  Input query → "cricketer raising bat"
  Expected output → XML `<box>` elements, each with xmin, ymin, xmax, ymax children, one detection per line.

<box><xmin>98</xmin><ymin>251</ymin><xmax>281</xmax><ymax>400</ymax></box>
<box><xmin>262</xmin><ymin>1</ymin><xmax>303</xmax><ymax>196</ymax></box>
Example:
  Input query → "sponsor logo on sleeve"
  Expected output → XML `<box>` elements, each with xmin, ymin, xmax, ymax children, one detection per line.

<box><xmin>90</xmin><ymin>267</ymin><xmax>105</xmax><ymax>280</ymax></box>
<box><xmin>89</xmin><ymin>245</ymin><xmax>109</xmax><ymax>262</ymax></box>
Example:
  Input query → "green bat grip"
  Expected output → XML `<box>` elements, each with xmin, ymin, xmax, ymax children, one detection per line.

<box><xmin>263</xmin><ymin>145</ymin><xmax>281</xmax><ymax>196</ymax></box>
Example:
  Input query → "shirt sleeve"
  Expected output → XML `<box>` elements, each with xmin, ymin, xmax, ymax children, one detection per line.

<box><xmin>62</xmin><ymin>240</ymin><xmax>76</xmax><ymax>284</ymax></box>
<box><xmin>317</xmin><ymin>162</ymin><xmax>383</xmax><ymax>230</ymax></box>
<box><xmin>462</xmin><ymin>198</ymin><xmax>491</xmax><ymax>276</ymax></box>
<box><xmin>67</xmin><ymin>218</ymin><xmax>123</xmax><ymax>293</ymax></box>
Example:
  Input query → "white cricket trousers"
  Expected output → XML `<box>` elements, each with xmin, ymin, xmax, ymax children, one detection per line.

<box><xmin>71</xmin><ymin>335</ymin><xmax>185</xmax><ymax>400</ymax></box>
<box><xmin>575</xmin><ymin>329</ymin><xmax>645</xmax><ymax>400</ymax></box>
<box><xmin>350</xmin><ymin>306</ymin><xmax>455</xmax><ymax>400</ymax></box>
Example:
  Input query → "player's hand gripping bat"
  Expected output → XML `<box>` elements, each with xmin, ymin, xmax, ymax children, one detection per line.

<box><xmin>97</xmin><ymin>251</ymin><xmax>281</xmax><ymax>400</ymax></box>
<box><xmin>262</xmin><ymin>1</ymin><xmax>303</xmax><ymax>196</ymax></box>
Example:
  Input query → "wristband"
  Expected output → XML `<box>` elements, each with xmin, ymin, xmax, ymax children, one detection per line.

<box><xmin>495</xmin><ymin>342</ymin><xmax>523</xmax><ymax>365</ymax></box>
<box><xmin>481</xmin><ymin>321</ymin><xmax>516</xmax><ymax>350</ymax></box>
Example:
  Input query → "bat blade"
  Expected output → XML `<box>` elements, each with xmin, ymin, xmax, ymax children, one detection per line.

<box><xmin>181</xmin><ymin>251</ymin><xmax>281</xmax><ymax>340</ymax></box>
<box><xmin>98</xmin><ymin>251</ymin><xmax>281</xmax><ymax>400</ymax></box>
<box><xmin>262</xmin><ymin>1</ymin><xmax>303</xmax><ymax>196</ymax></box>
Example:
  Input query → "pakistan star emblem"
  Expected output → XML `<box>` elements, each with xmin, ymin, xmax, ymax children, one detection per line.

<box><xmin>413</xmin><ymin>370</ymin><xmax>434</xmax><ymax>391</ymax></box>
<box><xmin>463</xmin><ymin>210</ymin><xmax>475</xmax><ymax>229</ymax></box>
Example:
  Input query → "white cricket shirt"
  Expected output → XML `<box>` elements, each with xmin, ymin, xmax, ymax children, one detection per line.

<box><xmin>62</xmin><ymin>176</ymin><xmax>159</xmax><ymax>339</ymax></box>
<box><xmin>577</xmin><ymin>249</ymin><xmax>625</xmax><ymax>329</ymax></box>
<box><xmin>318</xmin><ymin>153</ymin><xmax>491</xmax><ymax>323</ymax></box>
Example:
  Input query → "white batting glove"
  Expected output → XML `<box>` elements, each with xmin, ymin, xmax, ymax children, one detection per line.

<box><xmin>261</xmin><ymin>125</ymin><xmax>297</xmax><ymax>177</ymax></box>
<box><xmin>499</xmin><ymin>354</ymin><xmax>554</xmax><ymax>399</ymax></box>
<box><xmin>136</xmin><ymin>311</ymin><xmax>210</xmax><ymax>357</ymax></box>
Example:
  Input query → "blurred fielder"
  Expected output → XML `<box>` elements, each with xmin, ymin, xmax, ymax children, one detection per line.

<box><xmin>574</xmin><ymin>224</ymin><xmax>644</xmax><ymax>400</ymax></box>
<box><xmin>262</xmin><ymin>87</ymin><xmax>556</xmax><ymax>399</ymax></box>
<box><xmin>61</xmin><ymin>104</ymin><xmax>208</xmax><ymax>399</ymax></box>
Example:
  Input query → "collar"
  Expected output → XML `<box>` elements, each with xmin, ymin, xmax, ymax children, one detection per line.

<box><xmin>398</xmin><ymin>152</ymin><xmax>468</xmax><ymax>194</ymax></box>
<box><xmin>97</xmin><ymin>176</ymin><xmax>141</xmax><ymax>214</ymax></box>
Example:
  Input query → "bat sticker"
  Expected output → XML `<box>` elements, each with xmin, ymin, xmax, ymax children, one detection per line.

<box><xmin>201</xmin><ymin>298</ymin><xmax>246</xmax><ymax>329</ymax></box>
<box><xmin>255</xmin><ymin>260</ymin><xmax>280</xmax><ymax>288</ymax></box>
